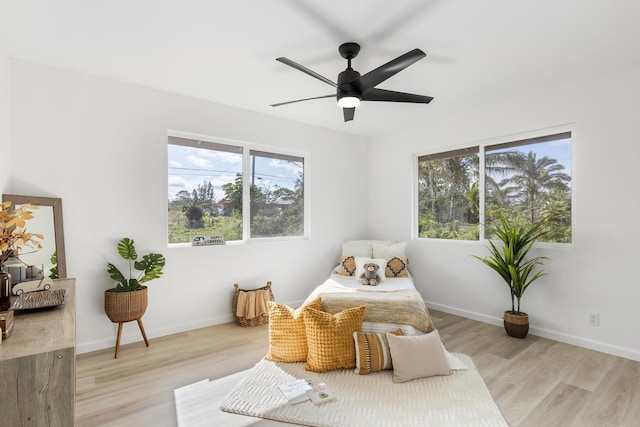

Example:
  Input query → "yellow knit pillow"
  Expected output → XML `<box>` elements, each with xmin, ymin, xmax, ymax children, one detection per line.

<box><xmin>265</xmin><ymin>298</ymin><xmax>322</xmax><ymax>362</ymax></box>
<box><xmin>303</xmin><ymin>306</ymin><xmax>366</xmax><ymax>372</ymax></box>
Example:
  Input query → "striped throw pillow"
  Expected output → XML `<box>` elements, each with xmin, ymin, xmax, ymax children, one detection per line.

<box><xmin>353</xmin><ymin>328</ymin><xmax>403</xmax><ymax>375</ymax></box>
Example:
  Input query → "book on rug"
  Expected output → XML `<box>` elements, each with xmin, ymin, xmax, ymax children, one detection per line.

<box><xmin>306</xmin><ymin>380</ymin><xmax>336</xmax><ymax>405</ymax></box>
<box><xmin>278</xmin><ymin>379</ymin><xmax>314</xmax><ymax>404</ymax></box>
<box><xmin>278</xmin><ymin>379</ymin><xmax>336</xmax><ymax>405</ymax></box>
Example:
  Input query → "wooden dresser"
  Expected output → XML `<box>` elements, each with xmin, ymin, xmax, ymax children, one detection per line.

<box><xmin>0</xmin><ymin>278</ymin><xmax>76</xmax><ymax>426</ymax></box>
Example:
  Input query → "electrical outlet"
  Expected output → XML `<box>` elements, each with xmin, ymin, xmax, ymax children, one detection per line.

<box><xmin>588</xmin><ymin>312</ymin><xmax>600</xmax><ymax>326</ymax></box>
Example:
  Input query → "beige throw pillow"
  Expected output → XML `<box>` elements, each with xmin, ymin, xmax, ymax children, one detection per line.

<box><xmin>385</xmin><ymin>256</ymin><xmax>409</xmax><ymax>278</ymax></box>
<box><xmin>386</xmin><ymin>330</ymin><xmax>450</xmax><ymax>383</ymax></box>
<box><xmin>337</xmin><ymin>255</ymin><xmax>357</xmax><ymax>276</ymax></box>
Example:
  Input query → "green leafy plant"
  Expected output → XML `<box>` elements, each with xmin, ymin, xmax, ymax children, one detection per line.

<box><xmin>473</xmin><ymin>214</ymin><xmax>549</xmax><ymax>314</ymax></box>
<box><xmin>49</xmin><ymin>251</ymin><xmax>58</xmax><ymax>279</ymax></box>
<box><xmin>106</xmin><ymin>238</ymin><xmax>166</xmax><ymax>293</ymax></box>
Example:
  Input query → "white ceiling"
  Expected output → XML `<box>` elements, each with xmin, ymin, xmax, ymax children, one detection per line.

<box><xmin>3</xmin><ymin>0</ymin><xmax>640</xmax><ymax>138</ymax></box>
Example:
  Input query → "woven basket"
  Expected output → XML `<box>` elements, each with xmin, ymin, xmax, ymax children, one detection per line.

<box><xmin>104</xmin><ymin>286</ymin><xmax>148</xmax><ymax>323</ymax></box>
<box><xmin>504</xmin><ymin>310</ymin><xmax>529</xmax><ymax>338</ymax></box>
<box><xmin>232</xmin><ymin>282</ymin><xmax>274</xmax><ymax>327</ymax></box>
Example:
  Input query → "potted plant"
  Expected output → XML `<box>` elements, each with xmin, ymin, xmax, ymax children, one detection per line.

<box><xmin>473</xmin><ymin>214</ymin><xmax>548</xmax><ymax>338</ymax></box>
<box><xmin>105</xmin><ymin>237</ymin><xmax>165</xmax><ymax>357</ymax></box>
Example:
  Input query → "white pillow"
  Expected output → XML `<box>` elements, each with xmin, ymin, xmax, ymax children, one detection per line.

<box><xmin>372</xmin><ymin>241</ymin><xmax>406</xmax><ymax>259</ymax></box>
<box><xmin>355</xmin><ymin>257</ymin><xmax>387</xmax><ymax>283</ymax></box>
<box><xmin>386</xmin><ymin>330</ymin><xmax>451</xmax><ymax>383</ymax></box>
<box><xmin>342</xmin><ymin>240</ymin><xmax>397</xmax><ymax>258</ymax></box>
<box><xmin>342</xmin><ymin>240</ymin><xmax>374</xmax><ymax>257</ymax></box>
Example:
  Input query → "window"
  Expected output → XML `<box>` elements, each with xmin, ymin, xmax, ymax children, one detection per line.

<box><xmin>417</xmin><ymin>148</ymin><xmax>480</xmax><ymax>240</ymax></box>
<box><xmin>484</xmin><ymin>132</ymin><xmax>572</xmax><ymax>243</ymax></box>
<box><xmin>417</xmin><ymin>131</ymin><xmax>572</xmax><ymax>243</ymax></box>
<box><xmin>250</xmin><ymin>150</ymin><xmax>304</xmax><ymax>238</ymax></box>
<box><xmin>168</xmin><ymin>135</ymin><xmax>306</xmax><ymax>244</ymax></box>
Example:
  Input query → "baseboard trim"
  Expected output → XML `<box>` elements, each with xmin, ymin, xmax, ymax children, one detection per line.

<box><xmin>77</xmin><ymin>313</ymin><xmax>235</xmax><ymax>354</ymax></box>
<box><xmin>80</xmin><ymin>299</ymin><xmax>639</xmax><ymax>362</ymax></box>
<box><xmin>77</xmin><ymin>299</ymin><xmax>306</xmax><ymax>355</ymax></box>
<box><xmin>426</xmin><ymin>301</ymin><xmax>640</xmax><ymax>362</ymax></box>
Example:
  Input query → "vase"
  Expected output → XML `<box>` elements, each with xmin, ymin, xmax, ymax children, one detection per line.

<box><xmin>0</xmin><ymin>270</ymin><xmax>11</xmax><ymax>311</ymax></box>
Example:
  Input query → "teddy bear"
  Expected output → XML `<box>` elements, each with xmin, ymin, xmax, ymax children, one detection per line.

<box><xmin>360</xmin><ymin>263</ymin><xmax>381</xmax><ymax>286</ymax></box>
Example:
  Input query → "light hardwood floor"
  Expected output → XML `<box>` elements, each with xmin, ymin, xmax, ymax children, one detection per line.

<box><xmin>76</xmin><ymin>310</ymin><xmax>640</xmax><ymax>426</ymax></box>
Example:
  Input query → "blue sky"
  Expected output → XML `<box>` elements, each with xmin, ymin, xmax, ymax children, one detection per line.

<box><xmin>488</xmin><ymin>137</ymin><xmax>572</xmax><ymax>176</ymax></box>
<box><xmin>168</xmin><ymin>145</ymin><xmax>301</xmax><ymax>201</ymax></box>
<box><xmin>169</xmin><ymin>137</ymin><xmax>569</xmax><ymax>203</ymax></box>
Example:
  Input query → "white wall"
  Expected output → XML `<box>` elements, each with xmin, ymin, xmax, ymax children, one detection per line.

<box><xmin>9</xmin><ymin>59</ymin><xmax>368</xmax><ymax>353</ymax></box>
<box><xmin>368</xmin><ymin>63</ymin><xmax>640</xmax><ymax>361</ymax></box>
<box><xmin>0</xmin><ymin>0</ymin><xmax>10</xmax><ymax>192</ymax></box>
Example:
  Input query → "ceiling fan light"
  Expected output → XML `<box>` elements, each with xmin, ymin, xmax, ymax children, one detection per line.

<box><xmin>337</xmin><ymin>96</ymin><xmax>361</xmax><ymax>108</ymax></box>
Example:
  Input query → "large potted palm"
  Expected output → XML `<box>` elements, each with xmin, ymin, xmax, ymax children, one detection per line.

<box><xmin>473</xmin><ymin>214</ymin><xmax>548</xmax><ymax>338</ymax></box>
<box><xmin>105</xmin><ymin>237</ymin><xmax>165</xmax><ymax>357</ymax></box>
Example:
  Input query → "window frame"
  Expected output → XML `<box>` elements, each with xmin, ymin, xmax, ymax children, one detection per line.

<box><xmin>167</xmin><ymin>130</ymin><xmax>310</xmax><ymax>246</ymax></box>
<box><xmin>414</xmin><ymin>126</ymin><xmax>574</xmax><ymax>245</ymax></box>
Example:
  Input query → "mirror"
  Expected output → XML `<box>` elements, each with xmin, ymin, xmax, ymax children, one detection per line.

<box><xmin>2</xmin><ymin>194</ymin><xmax>67</xmax><ymax>279</ymax></box>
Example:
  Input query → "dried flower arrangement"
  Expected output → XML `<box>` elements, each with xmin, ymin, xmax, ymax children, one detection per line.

<box><xmin>0</xmin><ymin>200</ymin><xmax>43</xmax><ymax>265</ymax></box>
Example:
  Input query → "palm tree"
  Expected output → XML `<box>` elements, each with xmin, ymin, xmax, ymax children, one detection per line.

<box><xmin>484</xmin><ymin>151</ymin><xmax>527</xmax><ymax>207</ymax></box>
<box><xmin>501</xmin><ymin>152</ymin><xmax>570</xmax><ymax>222</ymax></box>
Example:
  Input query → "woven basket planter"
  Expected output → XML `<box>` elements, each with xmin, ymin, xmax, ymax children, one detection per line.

<box><xmin>504</xmin><ymin>310</ymin><xmax>529</xmax><ymax>338</ymax></box>
<box><xmin>104</xmin><ymin>286</ymin><xmax>148</xmax><ymax>323</ymax></box>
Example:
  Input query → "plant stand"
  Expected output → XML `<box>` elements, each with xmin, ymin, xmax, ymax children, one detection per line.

<box><xmin>104</xmin><ymin>286</ymin><xmax>150</xmax><ymax>358</ymax></box>
<box><xmin>114</xmin><ymin>318</ymin><xmax>149</xmax><ymax>358</ymax></box>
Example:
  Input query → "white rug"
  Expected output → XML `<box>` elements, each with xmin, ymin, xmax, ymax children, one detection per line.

<box><xmin>175</xmin><ymin>371</ymin><xmax>286</xmax><ymax>427</ymax></box>
<box><xmin>213</xmin><ymin>353</ymin><xmax>508</xmax><ymax>427</ymax></box>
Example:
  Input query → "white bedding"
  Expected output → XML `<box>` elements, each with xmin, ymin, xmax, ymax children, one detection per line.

<box><xmin>326</xmin><ymin>271</ymin><xmax>417</xmax><ymax>292</ymax></box>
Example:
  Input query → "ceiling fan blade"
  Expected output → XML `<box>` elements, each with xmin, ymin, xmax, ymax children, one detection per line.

<box><xmin>362</xmin><ymin>88</ymin><xmax>433</xmax><ymax>103</ymax></box>
<box><xmin>359</xmin><ymin>49</ymin><xmax>426</xmax><ymax>92</ymax></box>
<box><xmin>276</xmin><ymin>57</ymin><xmax>338</xmax><ymax>88</ymax></box>
<box><xmin>270</xmin><ymin>94</ymin><xmax>335</xmax><ymax>107</ymax></box>
<box><xmin>343</xmin><ymin>107</ymin><xmax>355</xmax><ymax>122</ymax></box>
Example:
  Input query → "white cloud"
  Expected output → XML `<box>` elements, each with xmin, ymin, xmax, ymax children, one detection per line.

<box><xmin>269</xmin><ymin>159</ymin><xmax>302</xmax><ymax>174</ymax></box>
<box><xmin>187</xmin><ymin>154</ymin><xmax>211</xmax><ymax>168</ymax></box>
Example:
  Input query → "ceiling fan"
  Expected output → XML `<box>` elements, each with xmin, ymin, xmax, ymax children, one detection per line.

<box><xmin>271</xmin><ymin>42</ymin><xmax>433</xmax><ymax>122</ymax></box>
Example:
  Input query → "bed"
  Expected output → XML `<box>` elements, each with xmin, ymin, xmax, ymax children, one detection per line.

<box><xmin>301</xmin><ymin>240</ymin><xmax>435</xmax><ymax>336</ymax></box>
